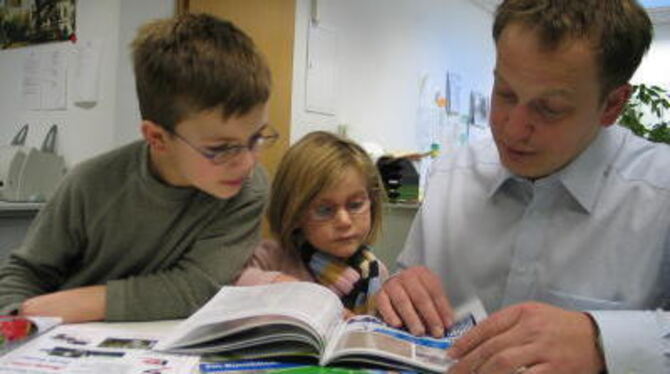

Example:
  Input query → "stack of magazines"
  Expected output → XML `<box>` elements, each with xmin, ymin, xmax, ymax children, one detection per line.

<box><xmin>0</xmin><ymin>315</ymin><xmax>62</xmax><ymax>355</ymax></box>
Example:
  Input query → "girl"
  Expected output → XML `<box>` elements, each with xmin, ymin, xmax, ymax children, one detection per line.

<box><xmin>236</xmin><ymin>131</ymin><xmax>388</xmax><ymax>315</ymax></box>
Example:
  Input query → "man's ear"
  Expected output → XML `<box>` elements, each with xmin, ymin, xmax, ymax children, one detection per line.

<box><xmin>599</xmin><ymin>84</ymin><xmax>632</xmax><ymax>127</ymax></box>
<box><xmin>141</xmin><ymin>120</ymin><xmax>169</xmax><ymax>152</ymax></box>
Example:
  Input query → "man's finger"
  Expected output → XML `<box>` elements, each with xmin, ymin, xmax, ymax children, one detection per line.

<box><xmin>375</xmin><ymin>289</ymin><xmax>402</xmax><ymax>327</ymax></box>
<box><xmin>476</xmin><ymin>342</ymin><xmax>538</xmax><ymax>374</ymax></box>
<box><xmin>416</xmin><ymin>270</ymin><xmax>454</xmax><ymax>327</ymax></box>
<box><xmin>449</xmin><ymin>318</ymin><xmax>528</xmax><ymax>374</ymax></box>
<box><xmin>449</xmin><ymin>304</ymin><xmax>523</xmax><ymax>359</ymax></box>
<box><xmin>386</xmin><ymin>280</ymin><xmax>426</xmax><ymax>336</ymax></box>
<box><xmin>404</xmin><ymin>278</ymin><xmax>448</xmax><ymax>337</ymax></box>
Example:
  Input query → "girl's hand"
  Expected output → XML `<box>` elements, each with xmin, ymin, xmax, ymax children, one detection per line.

<box><xmin>272</xmin><ymin>273</ymin><xmax>301</xmax><ymax>283</ymax></box>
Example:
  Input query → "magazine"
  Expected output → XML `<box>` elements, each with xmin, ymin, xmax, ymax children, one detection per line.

<box><xmin>155</xmin><ymin>282</ymin><xmax>477</xmax><ymax>373</ymax></box>
<box><xmin>199</xmin><ymin>360</ymin><xmax>417</xmax><ymax>374</ymax></box>
<box><xmin>0</xmin><ymin>315</ymin><xmax>62</xmax><ymax>355</ymax></box>
<box><xmin>0</xmin><ymin>324</ymin><xmax>198</xmax><ymax>373</ymax></box>
<box><xmin>199</xmin><ymin>359</ymin><xmax>415</xmax><ymax>373</ymax></box>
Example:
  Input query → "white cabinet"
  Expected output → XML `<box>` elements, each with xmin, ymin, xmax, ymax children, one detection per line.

<box><xmin>0</xmin><ymin>202</ymin><xmax>42</xmax><ymax>262</ymax></box>
<box><xmin>376</xmin><ymin>203</ymin><xmax>420</xmax><ymax>273</ymax></box>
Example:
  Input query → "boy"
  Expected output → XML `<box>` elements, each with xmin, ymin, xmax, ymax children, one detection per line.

<box><xmin>0</xmin><ymin>14</ymin><xmax>274</xmax><ymax>323</ymax></box>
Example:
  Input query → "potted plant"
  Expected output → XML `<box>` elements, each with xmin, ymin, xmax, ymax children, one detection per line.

<box><xmin>618</xmin><ymin>84</ymin><xmax>670</xmax><ymax>144</ymax></box>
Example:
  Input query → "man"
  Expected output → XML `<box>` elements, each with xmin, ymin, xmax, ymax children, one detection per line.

<box><xmin>376</xmin><ymin>1</ymin><xmax>670</xmax><ymax>373</ymax></box>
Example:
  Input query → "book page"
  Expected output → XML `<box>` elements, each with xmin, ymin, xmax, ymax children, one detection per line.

<box><xmin>172</xmin><ymin>322</ymin><xmax>322</xmax><ymax>354</ymax></box>
<box><xmin>156</xmin><ymin>282</ymin><xmax>344</xmax><ymax>352</ymax></box>
<box><xmin>323</xmin><ymin>314</ymin><xmax>475</xmax><ymax>373</ymax></box>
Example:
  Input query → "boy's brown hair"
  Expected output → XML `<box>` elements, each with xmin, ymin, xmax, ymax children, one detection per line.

<box><xmin>132</xmin><ymin>13</ymin><xmax>272</xmax><ymax>131</ymax></box>
<box><xmin>493</xmin><ymin>0</ymin><xmax>652</xmax><ymax>98</ymax></box>
<box><xmin>268</xmin><ymin>131</ymin><xmax>385</xmax><ymax>255</ymax></box>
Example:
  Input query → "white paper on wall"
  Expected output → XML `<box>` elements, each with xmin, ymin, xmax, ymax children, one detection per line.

<box><xmin>305</xmin><ymin>22</ymin><xmax>337</xmax><ymax>116</ymax></box>
<box><xmin>42</xmin><ymin>49</ymin><xmax>68</xmax><ymax>110</ymax></box>
<box><xmin>21</xmin><ymin>50</ymin><xmax>42</xmax><ymax>110</ymax></box>
<box><xmin>445</xmin><ymin>71</ymin><xmax>464</xmax><ymax>115</ymax></box>
<box><xmin>21</xmin><ymin>47</ymin><xmax>68</xmax><ymax>111</ymax></box>
<box><xmin>73</xmin><ymin>38</ymin><xmax>103</xmax><ymax>105</ymax></box>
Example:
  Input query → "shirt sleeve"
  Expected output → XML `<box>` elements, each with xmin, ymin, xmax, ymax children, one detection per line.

<box><xmin>105</xmin><ymin>170</ymin><xmax>268</xmax><ymax>321</ymax></box>
<box><xmin>0</xmin><ymin>172</ymin><xmax>84</xmax><ymax>314</ymax></box>
<box><xmin>234</xmin><ymin>239</ymin><xmax>285</xmax><ymax>286</ymax></box>
<box><xmin>589</xmin><ymin>310</ymin><xmax>669</xmax><ymax>373</ymax></box>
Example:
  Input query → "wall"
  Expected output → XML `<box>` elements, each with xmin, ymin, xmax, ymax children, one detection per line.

<box><xmin>632</xmin><ymin>22</ymin><xmax>670</xmax><ymax>124</ymax></box>
<box><xmin>3</xmin><ymin>2</ymin><xmax>665</xmax><ymax>166</ymax></box>
<box><xmin>634</xmin><ymin>22</ymin><xmax>670</xmax><ymax>88</ymax></box>
<box><xmin>114</xmin><ymin>0</ymin><xmax>175</xmax><ymax>146</ymax></box>
<box><xmin>0</xmin><ymin>0</ymin><xmax>174</xmax><ymax>168</ymax></box>
<box><xmin>290</xmin><ymin>0</ymin><xmax>496</xmax><ymax>152</ymax></box>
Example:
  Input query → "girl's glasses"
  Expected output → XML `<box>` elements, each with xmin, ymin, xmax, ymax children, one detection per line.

<box><xmin>171</xmin><ymin>126</ymin><xmax>279</xmax><ymax>165</ymax></box>
<box><xmin>306</xmin><ymin>197</ymin><xmax>371</xmax><ymax>223</ymax></box>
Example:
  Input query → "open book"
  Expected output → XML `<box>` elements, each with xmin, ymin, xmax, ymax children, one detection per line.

<box><xmin>155</xmin><ymin>282</ymin><xmax>477</xmax><ymax>373</ymax></box>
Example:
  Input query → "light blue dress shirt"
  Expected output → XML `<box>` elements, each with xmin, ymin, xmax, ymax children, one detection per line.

<box><xmin>398</xmin><ymin>125</ymin><xmax>670</xmax><ymax>373</ymax></box>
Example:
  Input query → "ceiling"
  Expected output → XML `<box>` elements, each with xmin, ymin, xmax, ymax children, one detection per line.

<box><xmin>639</xmin><ymin>0</ymin><xmax>670</xmax><ymax>8</ymax></box>
<box><xmin>470</xmin><ymin>0</ymin><xmax>670</xmax><ymax>24</ymax></box>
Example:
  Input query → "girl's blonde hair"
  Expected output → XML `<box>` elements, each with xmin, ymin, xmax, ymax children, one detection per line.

<box><xmin>268</xmin><ymin>131</ymin><xmax>385</xmax><ymax>255</ymax></box>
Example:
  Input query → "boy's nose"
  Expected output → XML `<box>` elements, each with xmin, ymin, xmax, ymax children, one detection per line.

<box><xmin>226</xmin><ymin>148</ymin><xmax>257</xmax><ymax>172</ymax></box>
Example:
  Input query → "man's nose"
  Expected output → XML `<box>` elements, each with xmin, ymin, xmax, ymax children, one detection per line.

<box><xmin>503</xmin><ymin>104</ymin><xmax>534</xmax><ymax>143</ymax></box>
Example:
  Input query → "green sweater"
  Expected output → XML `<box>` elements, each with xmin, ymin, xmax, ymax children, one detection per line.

<box><xmin>0</xmin><ymin>141</ymin><xmax>267</xmax><ymax>321</ymax></box>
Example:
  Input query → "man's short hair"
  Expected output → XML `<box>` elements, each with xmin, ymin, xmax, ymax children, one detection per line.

<box><xmin>132</xmin><ymin>14</ymin><xmax>272</xmax><ymax>131</ymax></box>
<box><xmin>493</xmin><ymin>0</ymin><xmax>652</xmax><ymax>97</ymax></box>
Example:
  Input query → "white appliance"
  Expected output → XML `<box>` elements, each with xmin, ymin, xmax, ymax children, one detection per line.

<box><xmin>0</xmin><ymin>125</ymin><xmax>67</xmax><ymax>202</ymax></box>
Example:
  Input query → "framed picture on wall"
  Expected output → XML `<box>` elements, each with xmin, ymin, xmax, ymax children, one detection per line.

<box><xmin>469</xmin><ymin>91</ymin><xmax>489</xmax><ymax>128</ymax></box>
<box><xmin>0</xmin><ymin>0</ymin><xmax>76</xmax><ymax>50</ymax></box>
<box><xmin>445</xmin><ymin>71</ymin><xmax>463</xmax><ymax>115</ymax></box>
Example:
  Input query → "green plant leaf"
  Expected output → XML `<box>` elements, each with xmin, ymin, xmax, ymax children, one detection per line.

<box><xmin>618</xmin><ymin>84</ymin><xmax>670</xmax><ymax>144</ymax></box>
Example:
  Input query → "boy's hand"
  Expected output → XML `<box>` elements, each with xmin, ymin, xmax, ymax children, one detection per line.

<box><xmin>375</xmin><ymin>266</ymin><xmax>453</xmax><ymax>337</ymax></box>
<box><xmin>20</xmin><ymin>285</ymin><xmax>106</xmax><ymax>323</ymax></box>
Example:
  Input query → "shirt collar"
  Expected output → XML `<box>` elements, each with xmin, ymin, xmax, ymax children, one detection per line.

<box><xmin>139</xmin><ymin>141</ymin><xmax>200</xmax><ymax>201</ymax></box>
<box><xmin>556</xmin><ymin>126</ymin><xmax>624</xmax><ymax>213</ymax></box>
<box><xmin>488</xmin><ymin>166</ymin><xmax>514</xmax><ymax>199</ymax></box>
<box><xmin>487</xmin><ymin>126</ymin><xmax>625</xmax><ymax>213</ymax></box>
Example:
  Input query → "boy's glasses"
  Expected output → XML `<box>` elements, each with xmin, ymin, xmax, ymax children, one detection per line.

<box><xmin>306</xmin><ymin>198</ymin><xmax>371</xmax><ymax>223</ymax></box>
<box><xmin>171</xmin><ymin>126</ymin><xmax>279</xmax><ymax>165</ymax></box>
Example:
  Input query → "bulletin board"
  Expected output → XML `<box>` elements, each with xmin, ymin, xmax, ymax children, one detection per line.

<box><xmin>0</xmin><ymin>0</ymin><xmax>76</xmax><ymax>50</ymax></box>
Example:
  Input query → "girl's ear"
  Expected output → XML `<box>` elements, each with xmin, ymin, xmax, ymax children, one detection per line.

<box><xmin>141</xmin><ymin>120</ymin><xmax>170</xmax><ymax>152</ymax></box>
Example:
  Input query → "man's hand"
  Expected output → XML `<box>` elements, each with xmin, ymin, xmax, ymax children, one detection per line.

<box><xmin>19</xmin><ymin>285</ymin><xmax>107</xmax><ymax>323</ymax></box>
<box><xmin>375</xmin><ymin>266</ymin><xmax>453</xmax><ymax>337</ymax></box>
<box><xmin>447</xmin><ymin>302</ymin><xmax>605</xmax><ymax>374</ymax></box>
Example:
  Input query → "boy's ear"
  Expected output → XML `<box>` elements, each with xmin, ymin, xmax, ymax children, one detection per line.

<box><xmin>599</xmin><ymin>84</ymin><xmax>632</xmax><ymax>127</ymax></box>
<box><xmin>141</xmin><ymin>120</ymin><xmax>170</xmax><ymax>152</ymax></box>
